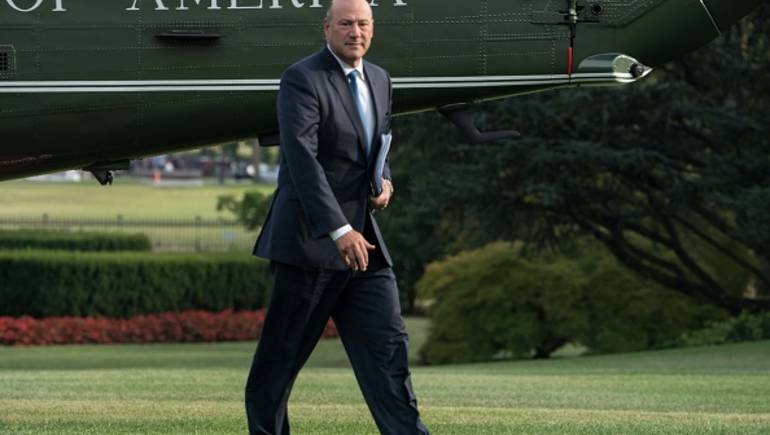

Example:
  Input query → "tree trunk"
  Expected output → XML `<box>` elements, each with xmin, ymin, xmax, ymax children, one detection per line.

<box><xmin>757</xmin><ymin>257</ymin><xmax>770</xmax><ymax>298</ymax></box>
<box><xmin>249</xmin><ymin>138</ymin><xmax>262</xmax><ymax>183</ymax></box>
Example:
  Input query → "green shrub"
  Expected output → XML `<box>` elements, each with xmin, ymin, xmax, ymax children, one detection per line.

<box><xmin>0</xmin><ymin>250</ymin><xmax>271</xmax><ymax>318</ymax></box>
<box><xmin>417</xmin><ymin>241</ymin><xmax>728</xmax><ymax>365</ymax></box>
<box><xmin>0</xmin><ymin>230</ymin><xmax>151</xmax><ymax>252</ymax></box>
<box><xmin>417</xmin><ymin>242</ymin><xmax>589</xmax><ymax>364</ymax></box>
<box><xmin>579</xmin><ymin>252</ymin><xmax>727</xmax><ymax>353</ymax></box>
<box><xmin>678</xmin><ymin>311</ymin><xmax>770</xmax><ymax>347</ymax></box>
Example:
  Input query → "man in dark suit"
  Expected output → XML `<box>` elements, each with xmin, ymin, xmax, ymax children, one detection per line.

<box><xmin>244</xmin><ymin>1</ymin><xmax>430</xmax><ymax>434</ymax></box>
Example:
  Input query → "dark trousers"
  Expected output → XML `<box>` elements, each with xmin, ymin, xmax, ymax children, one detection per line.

<box><xmin>244</xmin><ymin>258</ymin><xmax>430</xmax><ymax>435</ymax></box>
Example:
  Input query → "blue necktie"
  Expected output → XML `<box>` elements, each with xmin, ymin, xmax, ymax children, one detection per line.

<box><xmin>347</xmin><ymin>71</ymin><xmax>371</xmax><ymax>156</ymax></box>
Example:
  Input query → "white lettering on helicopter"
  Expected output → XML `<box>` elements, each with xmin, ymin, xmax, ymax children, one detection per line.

<box><xmin>125</xmin><ymin>0</ymin><xmax>405</xmax><ymax>11</ymax></box>
<box><xmin>2</xmin><ymin>0</ymin><xmax>406</xmax><ymax>13</ymax></box>
<box><xmin>5</xmin><ymin>0</ymin><xmax>65</xmax><ymax>12</ymax></box>
<box><xmin>176</xmin><ymin>0</ymin><xmax>220</xmax><ymax>10</ymax></box>
<box><xmin>370</xmin><ymin>0</ymin><xmax>406</xmax><ymax>6</ymax></box>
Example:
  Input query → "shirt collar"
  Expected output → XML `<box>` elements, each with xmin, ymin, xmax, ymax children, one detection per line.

<box><xmin>327</xmin><ymin>44</ymin><xmax>365</xmax><ymax>79</ymax></box>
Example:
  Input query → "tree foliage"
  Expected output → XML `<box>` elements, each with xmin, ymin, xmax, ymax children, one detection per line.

<box><xmin>383</xmin><ymin>6</ymin><xmax>770</xmax><ymax>314</ymax></box>
<box><xmin>217</xmin><ymin>191</ymin><xmax>272</xmax><ymax>231</ymax></box>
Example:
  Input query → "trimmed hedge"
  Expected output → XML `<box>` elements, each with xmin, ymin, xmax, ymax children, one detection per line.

<box><xmin>0</xmin><ymin>230</ymin><xmax>152</xmax><ymax>252</ymax></box>
<box><xmin>0</xmin><ymin>250</ymin><xmax>271</xmax><ymax>318</ymax></box>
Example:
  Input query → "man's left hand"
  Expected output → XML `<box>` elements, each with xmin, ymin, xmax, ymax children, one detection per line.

<box><xmin>369</xmin><ymin>179</ymin><xmax>393</xmax><ymax>211</ymax></box>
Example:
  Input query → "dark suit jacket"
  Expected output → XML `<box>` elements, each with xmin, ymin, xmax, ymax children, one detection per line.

<box><xmin>253</xmin><ymin>47</ymin><xmax>393</xmax><ymax>270</ymax></box>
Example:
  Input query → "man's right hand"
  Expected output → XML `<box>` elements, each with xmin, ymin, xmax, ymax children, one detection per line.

<box><xmin>335</xmin><ymin>230</ymin><xmax>376</xmax><ymax>271</ymax></box>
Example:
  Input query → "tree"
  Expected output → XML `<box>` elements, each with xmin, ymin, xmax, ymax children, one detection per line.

<box><xmin>376</xmin><ymin>115</ymin><xmax>462</xmax><ymax>311</ymax></box>
<box><xmin>384</xmin><ymin>6</ymin><xmax>770</xmax><ymax>314</ymax></box>
<box><xmin>217</xmin><ymin>191</ymin><xmax>272</xmax><ymax>231</ymax></box>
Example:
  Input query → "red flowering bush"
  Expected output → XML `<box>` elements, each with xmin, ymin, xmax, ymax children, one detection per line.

<box><xmin>0</xmin><ymin>310</ymin><xmax>338</xmax><ymax>346</ymax></box>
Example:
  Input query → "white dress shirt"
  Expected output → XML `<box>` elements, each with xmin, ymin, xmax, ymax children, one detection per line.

<box><xmin>327</xmin><ymin>46</ymin><xmax>376</xmax><ymax>241</ymax></box>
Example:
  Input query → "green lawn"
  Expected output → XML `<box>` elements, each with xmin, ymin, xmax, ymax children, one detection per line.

<box><xmin>1</xmin><ymin>318</ymin><xmax>768</xmax><ymax>434</ymax></box>
<box><xmin>0</xmin><ymin>180</ymin><xmax>274</xmax><ymax>220</ymax></box>
<box><xmin>0</xmin><ymin>180</ymin><xmax>273</xmax><ymax>251</ymax></box>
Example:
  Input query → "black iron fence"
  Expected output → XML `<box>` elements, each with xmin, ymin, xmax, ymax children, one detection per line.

<box><xmin>0</xmin><ymin>215</ymin><xmax>257</xmax><ymax>253</ymax></box>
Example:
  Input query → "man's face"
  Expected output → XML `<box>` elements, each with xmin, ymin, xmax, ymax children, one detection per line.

<box><xmin>324</xmin><ymin>0</ymin><xmax>374</xmax><ymax>67</ymax></box>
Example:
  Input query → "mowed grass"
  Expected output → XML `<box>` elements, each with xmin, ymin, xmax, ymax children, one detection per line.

<box><xmin>1</xmin><ymin>316</ymin><xmax>769</xmax><ymax>434</ymax></box>
<box><xmin>0</xmin><ymin>179</ymin><xmax>274</xmax><ymax>250</ymax></box>
<box><xmin>0</xmin><ymin>179</ymin><xmax>274</xmax><ymax>220</ymax></box>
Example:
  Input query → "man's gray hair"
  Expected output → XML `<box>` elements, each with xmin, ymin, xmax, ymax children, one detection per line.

<box><xmin>325</xmin><ymin>0</ymin><xmax>373</xmax><ymax>20</ymax></box>
<box><xmin>325</xmin><ymin>0</ymin><xmax>337</xmax><ymax>20</ymax></box>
